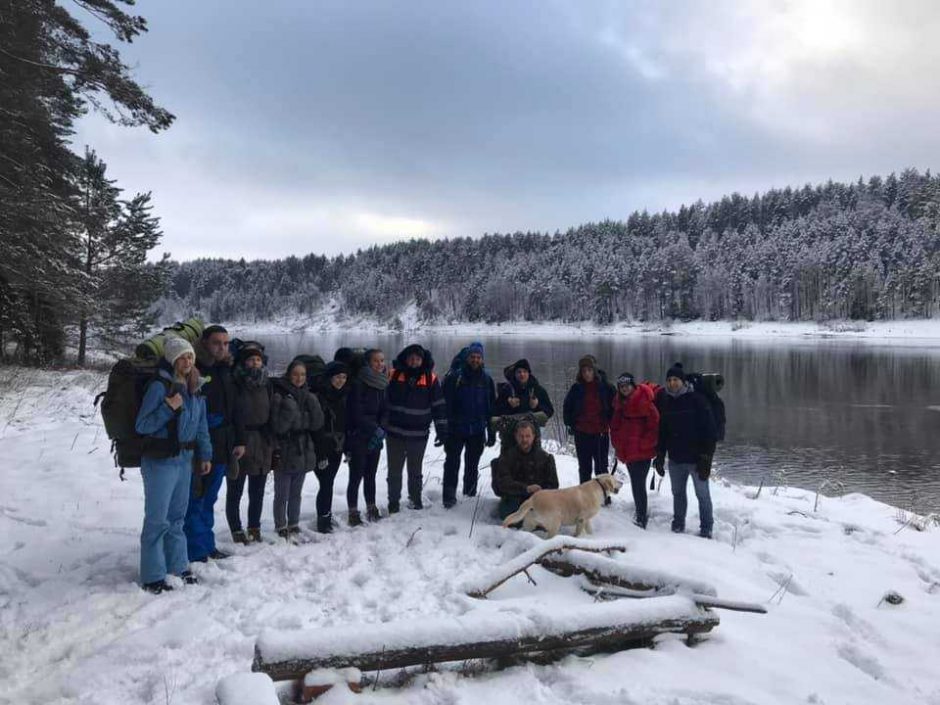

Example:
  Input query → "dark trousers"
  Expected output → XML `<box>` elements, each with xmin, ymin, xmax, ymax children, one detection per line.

<box><xmin>347</xmin><ymin>441</ymin><xmax>381</xmax><ymax>510</ymax></box>
<box><xmin>625</xmin><ymin>459</ymin><xmax>651</xmax><ymax>523</ymax></box>
<box><xmin>314</xmin><ymin>452</ymin><xmax>341</xmax><ymax>517</ymax></box>
<box><xmin>443</xmin><ymin>434</ymin><xmax>485</xmax><ymax>503</ymax></box>
<box><xmin>225</xmin><ymin>472</ymin><xmax>267</xmax><ymax>532</ymax></box>
<box><xmin>574</xmin><ymin>431</ymin><xmax>609</xmax><ymax>483</ymax></box>
<box><xmin>386</xmin><ymin>435</ymin><xmax>428</xmax><ymax>506</ymax></box>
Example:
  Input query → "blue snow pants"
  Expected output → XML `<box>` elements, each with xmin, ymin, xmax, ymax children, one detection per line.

<box><xmin>184</xmin><ymin>462</ymin><xmax>226</xmax><ymax>561</ymax></box>
<box><xmin>140</xmin><ymin>451</ymin><xmax>193</xmax><ymax>584</ymax></box>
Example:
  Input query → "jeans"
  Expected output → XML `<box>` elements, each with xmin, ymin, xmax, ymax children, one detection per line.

<box><xmin>442</xmin><ymin>434</ymin><xmax>485</xmax><ymax>504</ymax></box>
<box><xmin>184</xmin><ymin>462</ymin><xmax>226</xmax><ymax>562</ymax></box>
<box><xmin>140</xmin><ymin>452</ymin><xmax>193</xmax><ymax>584</ymax></box>
<box><xmin>574</xmin><ymin>431</ymin><xmax>609</xmax><ymax>483</ymax></box>
<box><xmin>347</xmin><ymin>440</ymin><xmax>381</xmax><ymax>510</ymax></box>
<box><xmin>225</xmin><ymin>472</ymin><xmax>267</xmax><ymax>532</ymax></box>
<box><xmin>386</xmin><ymin>436</ymin><xmax>428</xmax><ymax>506</ymax></box>
<box><xmin>273</xmin><ymin>470</ymin><xmax>306</xmax><ymax>529</ymax></box>
<box><xmin>314</xmin><ymin>452</ymin><xmax>341</xmax><ymax>517</ymax></box>
<box><xmin>668</xmin><ymin>460</ymin><xmax>713</xmax><ymax>534</ymax></box>
<box><xmin>625</xmin><ymin>459</ymin><xmax>651</xmax><ymax>524</ymax></box>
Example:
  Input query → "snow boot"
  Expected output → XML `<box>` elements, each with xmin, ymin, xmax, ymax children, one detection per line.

<box><xmin>181</xmin><ymin>570</ymin><xmax>198</xmax><ymax>585</ymax></box>
<box><xmin>142</xmin><ymin>580</ymin><xmax>173</xmax><ymax>595</ymax></box>
<box><xmin>366</xmin><ymin>504</ymin><xmax>382</xmax><ymax>522</ymax></box>
<box><xmin>388</xmin><ymin>501</ymin><xmax>400</xmax><ymax>514</ymax></box>
<box><xmin>208</xmin><ymin>549</ymin><xmax>230</xmax><ymax>560</ymax></box>
<box><xmin>348</xmin><ymin>509</ymin><xmax>363</xmax><ymax>527</ymax></box>
<box><xmin>247</xmin><ymin>528</ymin><xmax>262</xmax><ymax>543</ymax></box>
<box><xmin>634</xmin><ymin>515</ymin><xmax>648</xmax><ymax>530</ymax></box>
<box><xmin>409</xmin><ymin>497</ymin><xmax>424</xmax><ymax>510</ymax></box>
<box><xmin>231</xmin><ymin>530</ymin><xmax>250</xmax><ymax>546</ymax></box>
<box><xmin>288</xmin><ymin>526</ymin><xmax>302</xmax><ymax>543</ymax></box>
<box><xmin>316</xmin><ymin>514</ymin><xmax>334</xmax><ymax>534</ymax></box>
<box><xmin>277</xmin><ymin>527</ymin><xmax>290</xmax><ymax>541</ymax></box>
<box><xmin>698</xmin><ymin>529</ymin><xmax>713</xmax><ymax>540</ymax></box>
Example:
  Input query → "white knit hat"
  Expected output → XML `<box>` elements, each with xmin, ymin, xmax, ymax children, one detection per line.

<box><xmin>164</xmin><ymin>335</ymin><xmax>195</xmax><ymax>365</ymax></box>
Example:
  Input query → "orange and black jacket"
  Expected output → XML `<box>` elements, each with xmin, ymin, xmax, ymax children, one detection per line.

<box><xmin>384</xmin><ymin>346</ymin><xmax>448</xmax><ymax>441</ymax></box>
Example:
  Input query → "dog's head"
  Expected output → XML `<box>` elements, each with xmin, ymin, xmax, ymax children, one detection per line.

<box><xmin>595</xmin><ymin>473</ymin><xmax>622</xmax><ymax>495</ymax></box>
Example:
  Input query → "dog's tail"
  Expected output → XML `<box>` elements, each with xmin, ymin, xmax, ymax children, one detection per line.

<box><xmin>501</xmin><ymin>498</ymin><xmax>534</xmax><ymax>528</ymax></box>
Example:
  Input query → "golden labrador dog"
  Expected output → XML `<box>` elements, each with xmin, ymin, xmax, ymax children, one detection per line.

<box><xmin>501</xmin><ymin>473</ymin><xmax>622</xmax><ymax>538</ymax></box>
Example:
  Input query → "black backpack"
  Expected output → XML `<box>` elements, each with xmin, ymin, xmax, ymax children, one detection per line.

<box><xmin>686</xmin><ymin>372</ymin><xmax>726</xmax><ymax>442</ymax></box>
<box><xmin>95</xmin><ymin>358</ymin><xmax>180</xmax><ymax>479</ymax></box>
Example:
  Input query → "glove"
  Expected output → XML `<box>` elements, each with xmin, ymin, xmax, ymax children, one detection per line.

<box><xmin>317</xmin><ymin>458</ymin><xmax>329</xmax><ymax>471</ymax></box>
<box><xmin>485</xmin><ymin>426</ymin><xmax>496</xmax><ymax>447</ymax></box>
<box><xmin>367</xmin><ymin>428</ymin><xmax>385</xmax><ymax>452</ymax></box>
<box><xmin>696</xmin><ymin>454</ymin><xmax>713</xmax><ymax>481</ymax></box>
<box><xmin>653</xmin><ymin>454</ymin><xmax>666</xmax><ymax>477</ymax></box>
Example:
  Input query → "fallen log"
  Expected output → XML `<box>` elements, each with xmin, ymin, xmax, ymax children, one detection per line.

<box><xmin>538</xmin><ymin>550</ymin><xmax>718</xmax><ymax>597</ymax></box>
<box><xmin>463</xmin><ymin>536</ymin><xmax>627</xmax><ymax>598</ymax></box>
<box><xmin>253</xmin><ymin>596</ymin><xmax>718</xmax><ymax>682</ymax></box>
<box><xmin>579</xmin><ymin>579</ymin><xmax>768</xmax><ymax>614</ymax></box>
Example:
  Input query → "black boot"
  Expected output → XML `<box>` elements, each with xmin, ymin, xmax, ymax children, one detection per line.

<box><xmin>366</xmin><ymin>504</ymin><xmax>382</xmax><ymax>522</ymax></box>
<box><xmin>142</xmin><ymin>580</ymin><xmax>173</xmax><ymax>595</ymax></box>
<box><xmin>231</xmin><ymin>530</ymin><xmax>249</xmax><ymax>546</ymax></box>
<box><xmin>247</xmin><ymin>528</ymin><xmax>262</xmax><ymax>543</ymax></box>
<box><xmin>388</xmin><ymin>501</ymin><xmax>400</xmax><ymax>514</ymax></box>
<box><xmin>208</xmin><ymin>549</ymin><xmax>230</xmax><ymax>560</ymax></box>
<box><xmin>180</xmin><ymin>570</ymin><xmax>198</xmax><ymax>585</ymax></box>
<box><xmin>348</xmin><ymin>509</ymin><xmax>363</xmax><ymax>527</ymax></box>
<box><xmin>317</xmin><ymin>514</ymin><xmax>334</xmax><ymax>534</ymax></box>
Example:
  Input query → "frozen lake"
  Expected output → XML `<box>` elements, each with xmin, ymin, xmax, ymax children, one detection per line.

<box><xmin>250</xmin><ymin>331</ymin><xmax>940</xmax><ymax>513</ymax></box>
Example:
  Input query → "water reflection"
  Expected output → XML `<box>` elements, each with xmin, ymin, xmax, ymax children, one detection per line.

<box><xmin>248</xmin><ymin>330</ymin><xmax>940</xmax><ymax>513</ymax></box>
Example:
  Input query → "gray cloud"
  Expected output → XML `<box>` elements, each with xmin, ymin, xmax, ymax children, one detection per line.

<box><xmin>75</xmin><ymin>0</ymin><xmax>940</xmax><ymax>260</ymax></box>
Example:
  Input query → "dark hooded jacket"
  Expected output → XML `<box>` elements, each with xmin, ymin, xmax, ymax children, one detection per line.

<box><xmin>492</xmin><ymin>444</ymin><xmax>559</xmax><ymax>498</ymax></box>
<box><xmin>196</xmin><ymin>339</ymin><xmax>244</xmax><ymax>464</ymax></box>
<box><xmin>346</xmin><ymin>366</ymin><xmax>388</xmax><ymax>447</ymax></box>
<box><xmin>655</xmin><ymin>385</ymin><xmax>718</xmax><ymax>463</ymax></box>
<box><xmin>270</xmin><ymin>378</ymin><xmax>325</xmax><ymax>473</ymax></box>
<box><xmin>442</xmin><ymin>347</ymin><xmax>496</xmax><ymax>438</ymax></box>
<box><xmin>494</xmin><ymin>359</ymin><xmax>554</xmax><ymax>419</ymax></box>
<box><xmin>232</xmin><ymin>364</ymin><xmax>274</xmax><ymax>476</ymax></box>
<box><xmin>384</xmin><ymin>345</ymin><xmax>448</xmax><ymax>441</ymax></box>
<box><xmin>313</xmin><ymin>372</ymin><xmax>350</xmax><ymax>459</ymax></box>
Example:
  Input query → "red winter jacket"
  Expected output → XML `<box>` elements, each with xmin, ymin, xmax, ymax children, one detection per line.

<box><xmin>610</xmin><ymin>384</ymin><xmax>660</xmax><ymax>463</ymax></box>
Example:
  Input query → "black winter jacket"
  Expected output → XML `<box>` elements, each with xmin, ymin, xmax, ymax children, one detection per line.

<box><xmin>313</xmin><ymin>376</ymin><xmax>349</xmax><ymax>459</ymax></box>
<box><xmin>494</xmin><ymin>364</ymin><xmax>554</xmax><ymax>419</ymax></box>
<box><xmin>655</xmin><ymin>387</ymin><xmax>718</xmax><ymax>463</ymax></box>
<box><xmin>384</xmin><ymin>347</ymin><xmax>448</xmax><ymax>441</ymax></box>
<box><xmin>196</xmin><ymin>343</ymin><xmax>244</xmax><ymax>464</ymax></box>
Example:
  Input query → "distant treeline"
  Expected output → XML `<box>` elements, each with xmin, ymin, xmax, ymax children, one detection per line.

<box><xmin>161</xmin><ymin>169</ymin><xmax>940</xmax><ymax>325</ymax></box>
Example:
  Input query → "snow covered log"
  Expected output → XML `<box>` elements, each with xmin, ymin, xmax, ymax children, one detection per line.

<box><xmin>538</xmin><ymin>551</ymin><xmax>718</xmax><ymax>597</ymax></box>
<box><xmin>579</xmin><ymin>580</ymin><xmax>768</xmax><ymax>614</ymax></box>
<box><xmin>252</xmin><ymin>596</ymin><xmax>718</xmax><ymax>682</ymax></box>
<box><xmin>463</xmin><ymin>536</ymin><xmax>627</xmax><ymax>598</ymax></box>
<box><xmin>216</xmin><ymin>672</ymin><xmax>279</xmax><ymax>705</ymax></box>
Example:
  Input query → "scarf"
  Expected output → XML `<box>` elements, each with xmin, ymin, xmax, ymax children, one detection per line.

<box><xmin>358</xmin><ymin>366</ymin><xmax>389</xmax><ymax>391</ymax></box>
<box><xmin>665</xmin><ymin>383</ymin><xmax>690</xmax><ymax>399</ymax></box>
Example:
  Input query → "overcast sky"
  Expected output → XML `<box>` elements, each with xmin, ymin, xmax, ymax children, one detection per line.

<box><xmin>74</xmin><ymin>0</ymin><xmax>940</xmax><ymax>261</ymax></box>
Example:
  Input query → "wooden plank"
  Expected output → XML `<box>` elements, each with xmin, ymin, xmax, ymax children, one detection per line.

<box><xmin>253</xmin><ymin>596</ymin><xmax>718</xmax><ymax>682</ymax></box>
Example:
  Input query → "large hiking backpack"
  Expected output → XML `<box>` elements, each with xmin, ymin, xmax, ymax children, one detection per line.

<box><xmin>135</xmin><ymin>318</ymin><xmax>204</xmax><ymax>360</ymax></box>
<box><xmin>685</xmin><ymin>372</ymin><xmax>726</xmax><ymax>442</ymax></box>
<box><xmin>95</xmin><ymin>357</ymin><xmax>178</xmax><ymax>478</ymax></box>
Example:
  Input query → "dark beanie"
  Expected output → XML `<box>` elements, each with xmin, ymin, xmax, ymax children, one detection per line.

<box><xmin>324</xmin><ymin>360</ymin><xmax>349</xmax><ymax>378</ymax></box>
<box><xmin>334</xmin><ymin>347</ymin><xmax>354</xmax><ymax>364</ymax></box>
<box><xmin>617</xmin><ymin>372</ymin><xmax>635</xmax><ymax>387</ymax></box>
<box><xmin>401</xmin><ymin>344</ymin><xmax>425</xmax><ymax>360</ymax></box>
<box><xmin>468</xmin><ymin>341</ymin><xmax>485</xmax><ymax>357</ymax></box>
<box><xmin>512</xmin><ymin>358</ymin><xmax>532</xmax><ymax>374</ymax></box>
<box><xmin>666</xmin><ymin>362</ymin><xmax>686</xmax><ymax>381</ymax></box>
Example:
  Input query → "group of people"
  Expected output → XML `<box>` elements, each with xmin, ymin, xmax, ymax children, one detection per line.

<box><xmin>133</xmin><ymin>327</ymin><xmax>720</xmax><ymax>594</ymax></box>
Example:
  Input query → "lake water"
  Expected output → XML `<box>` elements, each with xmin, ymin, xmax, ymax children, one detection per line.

<box><xmin>250</xmin><ymin>331</ymin><xmax>940</xmax><ymax>513</ymax></box>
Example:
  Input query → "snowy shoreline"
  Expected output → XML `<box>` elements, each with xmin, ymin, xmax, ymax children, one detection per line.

<box><xmin>222</xmin><ymin>306</ymin><xmax>940</xmax><ymax>344</ymax></box>
<box><xmin>2</xmin><ymin>367</ymin><xmax>939</xmax><ymax>704</ymax></box>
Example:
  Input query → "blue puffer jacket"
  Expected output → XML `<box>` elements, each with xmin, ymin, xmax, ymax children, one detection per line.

<box><xmin>443</xmin><ymin>363</ymin><xmax>496</xmax><ymax>438</ymax></box>
<box><xmin>135</xmin><ymin>366</ymin><xmax>212</xmax><ymax>463</ymax></box>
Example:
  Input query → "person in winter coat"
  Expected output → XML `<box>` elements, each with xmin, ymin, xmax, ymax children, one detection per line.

<box><xmin>225</xmin><ymin>343</ymin><xmax>274</xmax><ymax>545</ymax></box>
<box><xmin>493</xmin><ymin>359</ymin><xmax>554</xmax><ymax>451</ymax></box>
<box><xmin>492</xmin><ymin>420</ymin><xmax>559</xmax><ymax>520</ymax></box>
<box><xmin>311</xmin><ymin>360</ymin><xmax>350</xmax><ymax>533</ymax></box>
<box><xmin>654</xmin><ymin>362</ymin><xmax>718</xmax><ymax>538</ymax></box>
<box><xmin>610</xmin><ymin>372</ymin><xmax>660</xmax><ymax>529</ymax></box>
<box><xmin>441</xmin><ymin>342</ymin><xmax>497</xmax><ymax>508</ymax></box>
<box><xmin>269</xmin><ymin>359</ymin><xmax>325</xmax><ymax>540</ymax></box>
<box><xmin>188</xmin><ymin>325</ymin><xmax>245</xmax><ymax>562</ymax></box>
<box><xmin>562</xmin><ymin>355</ymin><xmax>615</xmax><ymax>483</ymax></box>
<box><xmin>135</xmin><ymin>336</ymin><xmax>212</xmax><ymax>594</ymax></box>
<box><xmin>384</xmin><ymin>344</ymin><xmax>448</xmax><ymax>513</ymax></box>
<box><xmin>346</xmin><ymin>349</ymin><xmax>388</xmax><ymax>525</ymax></box>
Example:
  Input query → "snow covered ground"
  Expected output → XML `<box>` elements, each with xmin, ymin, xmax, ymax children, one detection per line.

<box><xmin>2</xmin><ymin>367</ymin><xmax>940</xmax><ymax>705</ymax></box>
<box><xmin>223</xmin><ymin>301</ymin><xmax>940</xmax><ymax>344</ymax></box>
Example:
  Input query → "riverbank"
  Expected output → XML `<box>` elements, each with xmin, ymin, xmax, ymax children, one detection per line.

<box><xmin>224</xmin><ymin>304</ymin><xmax>940</xmax><ymax>344</ymax></box>
<box><xmin>1</xmin><ymin>367</ymin><xmax>939</xmax><ymax>704</ymax></box>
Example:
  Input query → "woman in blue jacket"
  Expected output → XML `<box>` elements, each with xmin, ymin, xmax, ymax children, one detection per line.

<box><xmin>135</xmin><ymin>336</ymin><xmax>212</xmax><ymax>594</ymax></box>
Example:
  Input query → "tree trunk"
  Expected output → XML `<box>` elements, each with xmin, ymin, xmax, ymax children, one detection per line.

<box><xmin>77</xmin><ymin>315</ymin><xmax>88</xmax><ymax>366</ymax></box>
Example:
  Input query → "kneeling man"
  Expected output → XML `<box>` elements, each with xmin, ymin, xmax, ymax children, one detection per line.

<box><xmin>492</xmin><ymin>420</ymin><xmax>559</xmax><ymax>520</ymax></box>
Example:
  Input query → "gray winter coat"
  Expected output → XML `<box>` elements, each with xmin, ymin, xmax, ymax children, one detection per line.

<box><xmin>270</xmin><ymin>379</ymin><xmax>325</xmax><ymax>474</ymax></box>
<box><xmin>234</xmin><ymin>371</ymin><xmax>274</xmax><ymax>477</ymax></box>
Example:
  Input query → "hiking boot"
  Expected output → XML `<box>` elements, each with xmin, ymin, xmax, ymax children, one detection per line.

<box><xmin>443</xmin><ymin>499</ymin><xmax>456</xmax><ymax>509</ymax></box>
<box><xmin>142</xmin><ymin>580</ymin><xmax>173</xmax><ymax>595</ymax></box>
<box><xmin>348</xmin><ymin>509</ymin><xmax>363</xmax><ymax>527</ymax></box>
<box><xmin>180</xmin><ymin>570</ymin><xmax>198</xmax><ymax>585</ymax></box>
<box><xmin>671</xmin><ymin>524</ymin><xmax>685</xmax><ymax>534</ymax></box>
<box><xmin>208</xmin><ymin>549</ymin><xmax>230</xmax><ymax>560</ymax></box>
<box><xmin>366</xmin><ymin>505</ymin><xmax>382</xmax><ymax>522</ymax></box>
<box><xmin>408</xmin><ymin>497</ymin><xmax>424</xmax><ymax>510</ymax></box>
<box><xmin>316</xmin><ymin>514</ymin><xmax>334</xmax><ymax>534</ymax></box>
<box><xmin>698</xmin><ymin>529</ymin><xmax>713</xmax><ymax>540</ymax></box>
<box><xmin>388</xmin><ymin>502</ymin><xmax>400</xmax><ymax>515</ymax></box>
<box><xmin>634</xmin><ymin>516</ymin><xmax>648</xmax><ymax>530</ymax></box>
<box><xmin>276</xmin><ymin>528</ymin><xmax>290</xmax><ymax>541</ymax></box>
<box><xmin>231</xmin><ymin>530</ymin><xmax>250</xmax><ymax>546</ymax></box>
<box><xmin>247</xmin><ymin>528</ymin><xmax>262</xmax><ymax>543</ymax></box>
